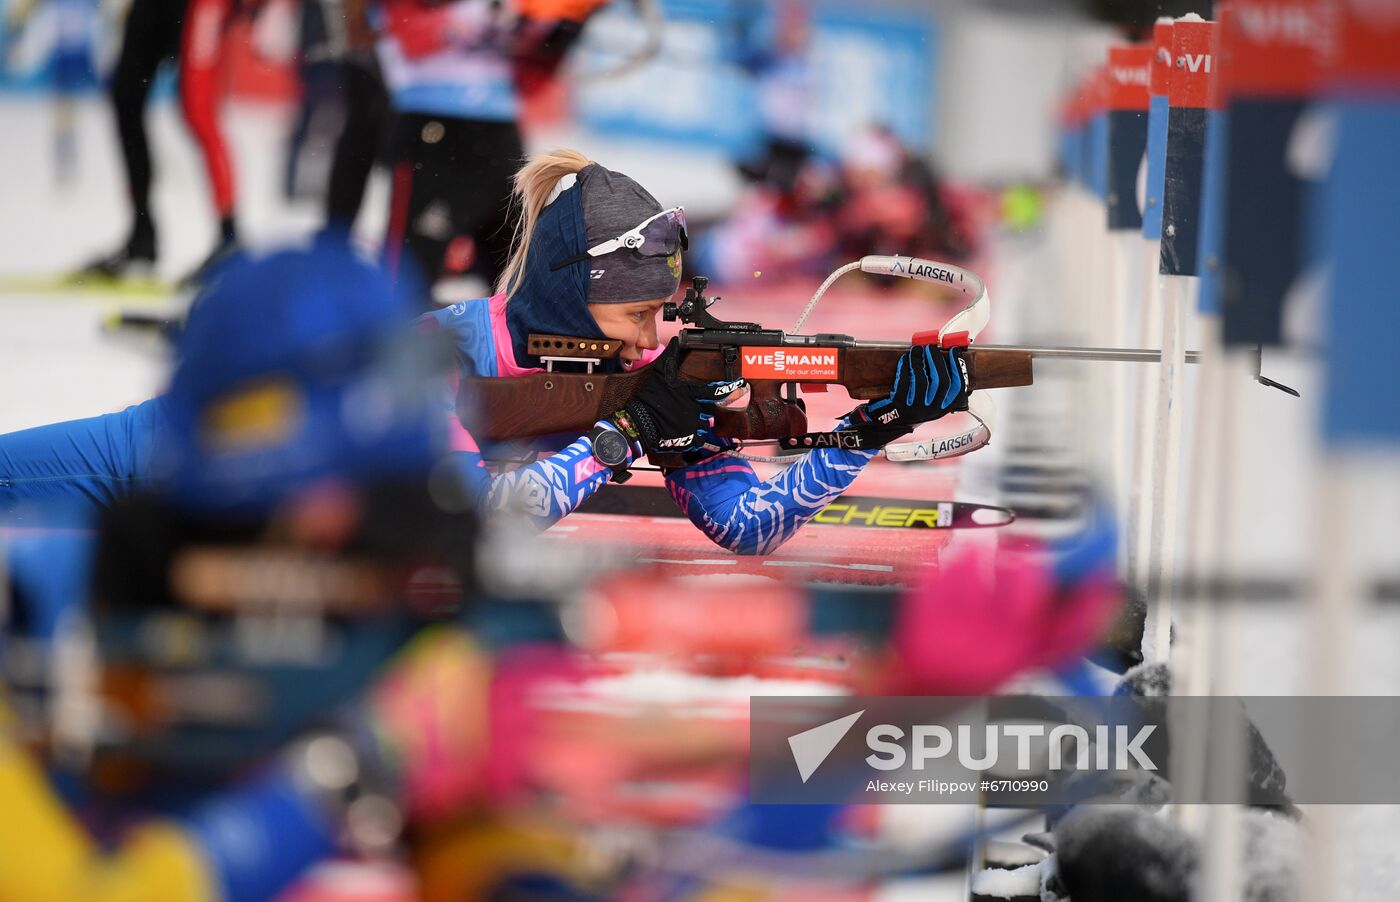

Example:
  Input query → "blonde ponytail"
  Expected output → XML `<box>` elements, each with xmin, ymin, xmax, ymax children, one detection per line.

<box><xmin>495</xmin><ymin>148</ymin><xmax>593</xmax><ymax>299</ymax></box>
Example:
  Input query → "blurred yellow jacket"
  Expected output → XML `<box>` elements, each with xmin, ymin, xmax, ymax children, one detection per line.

<box><xmin>0</xmin><ymin>723</ymin><xmax>215</xmax><ymax>902</ymax></box>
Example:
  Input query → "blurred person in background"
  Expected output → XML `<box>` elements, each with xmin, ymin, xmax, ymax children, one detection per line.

<box><xmin>0</xmin><ymin>235</ymin><xmax>474</xmax><ymax>902</ymax></box>
<box><xmin>373</xmin><ymin>0</ymin><xmax>613</xmax><ymax>296</ymax></box>
<box><xmin>686</xmin><ymin>0</ymin><xmax>836</xmax><ymax>283</ymax></box>
<box><xmin>835</xmin><ymin>124</ymin><xmax>979</xmax><ymax>270</ymax></box>
<box><xmin>0</xmin><ymin>150</ymin><xmax>970</xmax><ymax>556</ymax></box>
<box><xmin>731</xmin><ymin>0</ymin><xmax>814</xmax><ymax>201</ymax></box>
<box><xmin>0</xmin><ymin>233</ymin><xmax>430</xmax><ymax>525</ymax></box>
<box><xmin>684</xmin><ymin>155</ymin><xmax>842</xmax><ymax>285</ymax></box>
<box><xmin>76</xmin><ymin>0</ymin><xmax>187</xmax><ymax>279</ymax></box>
<box><xmin>176</xmin><ymin>0</ymin><xmax>275</xmax><ymax>282</ymax></box>
<box><xmin>77</xmin><ymin>0</ymin><xmax>268</xmax><ymax>282</ymax></box>
<box><xmin>323</xmin><ymin>0</ymin><xmax>390</xmax><ymax>226</ymax></box>
<box><xmin>285</xmin><ymin>0</ymin><xmax>394</xmax><ymax>228</ymax></box>
<box><xmin>690</xmin><ymin>125</ymin><xmax>979</xmax><ymax>287</ymax></box>
<box><xmin>282</xmin><ymin>0</ymin><xmax>350</xmax><ymax>201</ymax></box>
<box><xmin>3</xmin><ymin>0</ymin><xmax>99</xmax><ymax>187</ymax></box>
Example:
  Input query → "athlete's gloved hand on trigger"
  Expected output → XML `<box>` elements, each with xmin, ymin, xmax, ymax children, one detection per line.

<box><xmin>848</xmin><ymin>344</ymin><xmax>969</xmax><ymax>447</ymax></box>
<box><xmin>610</xmin><ymin>337</ymin><xmax>745</xmax><ymax>455</ymax></box>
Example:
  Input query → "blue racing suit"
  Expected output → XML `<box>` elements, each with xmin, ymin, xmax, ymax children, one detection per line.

<box><xmin>0</xmin><ymin>309</ymin><xmax>878</xmax><ymax>555</ymax></box>
<box><xmin>0</xmin><ymin>398</ymin><xmax>168</xmax><ymax>524</ymax></box>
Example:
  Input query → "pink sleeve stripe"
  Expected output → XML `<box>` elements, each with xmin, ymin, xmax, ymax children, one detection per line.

<box><xmin>491</xmin><ymin>293</ymin><xmax>544</xmax><ymax>377</ymax></box>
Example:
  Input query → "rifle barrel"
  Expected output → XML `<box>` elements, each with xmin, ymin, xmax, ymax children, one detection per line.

<box><xmin>976</xmin><ymin>344</ymin><xmax>1201</xmax><ymax>364</ymax></box>
<box><xmin>849</xmin><ymin>339</ymin><xmax>1201</xmax><ymax>364</ymax></box>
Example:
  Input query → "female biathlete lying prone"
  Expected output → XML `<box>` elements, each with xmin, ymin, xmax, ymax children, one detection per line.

<box><xmin>0</xmin><ymin>150</ymin><xmax>968</xmax><ymax>553</ymax></box>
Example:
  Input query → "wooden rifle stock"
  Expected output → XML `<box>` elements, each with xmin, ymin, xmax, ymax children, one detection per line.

<box><xmin>463</xmin><ymin>369</ymin><xmax>644</xmax><ymax>441</ymax></box>
<box><xmin>462</xmin><ymin>368</ymin><xmax>805</xmax><ymax>443</ymax></box>
<box><xmin>462</xmin><ymin>345</ymin><xmax>1034</xmax><ymax>444</ymax></box>
<box><xmin>829</xmin><ymin>347</ymin><xmax>1035</xmax><ymax>399</ymax></box>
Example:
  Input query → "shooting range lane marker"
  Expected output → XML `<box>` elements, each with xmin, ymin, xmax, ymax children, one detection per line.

<box><xmin>1105</xmin><ymin>41</ymin><xmax>1154</xmax><ymax>578</ymax></box>
<box><xmin>1146</xmin><ymin>14</ymin><xmax>1216</xmax><ymax>688</ymax></box>
<box><xmin>1304</xmin><ymin>5</ymin><xmax>1400</xmax><ymax>898</ymax></box>
<box><xmin>1131</xmin><ymin>17</ymin><xmax>1176</xmax><ymax>643</ymax></box>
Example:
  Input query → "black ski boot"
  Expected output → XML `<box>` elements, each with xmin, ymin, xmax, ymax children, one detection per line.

<box><xmin>179</xmin><ymin>218</ymin><xmax>239</xmax><ymax>290</ymax></box>
<box><xmin>76</xmin><ymin>228</ymin><xmax>158</xmax><ymax>282</ymax></box>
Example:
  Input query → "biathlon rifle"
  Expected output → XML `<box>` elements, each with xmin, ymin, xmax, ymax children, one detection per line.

<box><xmin>461</xmin><ymin>255</ymin><xmax>1255</xmax><ymax>467</ymax></box>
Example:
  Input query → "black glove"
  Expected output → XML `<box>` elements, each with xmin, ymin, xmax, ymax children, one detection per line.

<box><xmin>849</xmin><ymin>344</ymin><xmax>969</xmax><ymax>447</ymax></box>
<box><xmin>610</xmin><ymin>338</ymin><xmax>745</xmax><ymax>454</ymax></box>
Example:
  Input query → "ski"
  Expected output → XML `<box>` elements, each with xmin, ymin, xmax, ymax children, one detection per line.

<box><xmin>576</xmin><ymin>484</ymin><xmax>1015</xmax><ymax>529</ymax></box>
<box><xmin>0</xmin><ymin>272</ymin><xmax>179</xmax><ymax>302</ymax></box>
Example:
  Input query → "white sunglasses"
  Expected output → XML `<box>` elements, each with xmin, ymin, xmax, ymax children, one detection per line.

<box><xmin>551</xmin><ymin>207</ymin><xmax>688</xmax><ymax>271</ymax></box>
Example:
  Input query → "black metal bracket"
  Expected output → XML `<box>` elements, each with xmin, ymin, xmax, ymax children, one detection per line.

<box><xmin>722</xmin><ymin>344</ymin><xmax>739</xmax><ymax>381</ymax></box>
<box><xmin>1254</xmin><ymin>345</ymin><xmax>1301</xmax><ymax>398</ymax></box>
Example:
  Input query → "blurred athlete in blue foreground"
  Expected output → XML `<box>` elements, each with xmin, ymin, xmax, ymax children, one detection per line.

<box><xmin>0</xmin><ymin>238</ymin><xmax>458</xmax><ymax>902</ymax></box>
<box><xmin>0</xmin><ymin>152</ymin><xmax>969</xmax><ymax>554</ymax></box>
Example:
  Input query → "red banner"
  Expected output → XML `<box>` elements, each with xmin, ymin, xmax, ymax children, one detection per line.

<box><xmin>1107</xmin><ymin>46</ymin><xmax>1153</xmax><ymax>111</ymax></box>
<box><xmin>1226</xmin><ymin>0</ymin><xmax>1330</xmax><ymax>98</ymax></box>
<box><xmin>1209</xmin><ymin>4</ymin><xmax>1234</xmax><ymax>111</ymax></box>
<box><xmin>1169</xmin><ymin>16</ymin><xmax>1215</xmax><ymax>109</ymax></box>
<box><xmin>1332</xmin><ymin>0</ymin><xmax>1400</xmax><ymax>87</ymax></box>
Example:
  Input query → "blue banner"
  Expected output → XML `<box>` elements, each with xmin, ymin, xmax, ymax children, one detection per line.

<box><xmin>1322</xmin><ymin>100</ymin><xmax>1400</xmax><ymax>446</ymax></box>
<box><xmin>1159</xmin><ymin>106</ymin><xmax>1207</xmax><ymax>276</ymax></box>
<box><xmin>1088</xmin><ymin>111</ymin><xmax>1108</xmax><ymax>200</ymax></box>
<box><xmin>1194</xmin><ymin>106</ymin><xmax>1229</xmax><ymax>316</ymax></box>
<box><xmin>1106</xmin><ymin>110</ymin><xmax>1148</xmax><ymax>230</ymax></box>
<box><xmin>573</xmin><ymin>0</ymin><xmax>939</xmax><ymax>156</ymax></box>
<box><xmin>1059</xmin><ymin>122</ymin><xmax>1083</xmax><ymax>187</ymax></box>
<box><xmin>1220</xmin><ymin>99</ymin><xmax>1311</xmax><ymax>346</ymax></box>
<box><xmin>1141</xmin><ymin>95</ymin><xmax>1170</xmax><ymax>240</ymax></box>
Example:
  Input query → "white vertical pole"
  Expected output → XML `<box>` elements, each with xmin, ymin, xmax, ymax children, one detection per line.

<box><xmin>1144</xmin><ymin>274</ymin><xmax>1192</xmax><ymax>664</ymax></box>
<box><xmin>1176</xmin><ymin>312</ymin><xmax>1222</xmax><ymax>696</ymax></box>
<box><xmin>1106</xmin><ymin>232</ymin><xmax>1136</xmax><ymax>543</ymax></box>
<box><xmin>1302</xmin><ymin>457</ymin><xmax>1367</xmax><ymax>902</ymax></box>
<box><xmin>1129</xmin><ymin>247</ymin><xmax>1163</xmax><ymax>632</ymax></box>
<box><xmin>1194</xmin><ymin>348</ymin><xmax>1253</xmax><ymax>902</ymax></box>
<box><xmin>1170</xmin><ymin>311</ymin><xmax>1221</xmax><ymax>844</ymax></box>
<box><xmin>1074</xmin><ymin>186</ymin><xmax>1107</xmax><ymax>471</ymax></box>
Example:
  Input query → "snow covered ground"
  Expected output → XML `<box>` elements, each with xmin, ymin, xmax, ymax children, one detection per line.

<box><xmin>2</xmin><ymin>96</ymin><xmax>1399</xmax><ymax>899</ymax></box>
